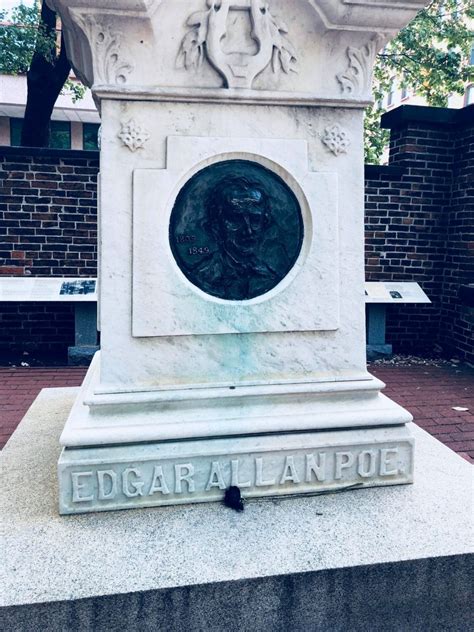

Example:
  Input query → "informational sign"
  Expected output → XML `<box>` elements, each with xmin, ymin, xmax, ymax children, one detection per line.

<box><xmin>365</xmin><ymin>282</ymin><xmax>391</xmax><ymax>303</ymax></box>
<box><xmin>0</xmin><ymin>278</ymin><xmax>98</xmax><ymax>302</ymax></box>
<box><xmin>365</xmin><ymin>282</ymin><xmax>430</xmax><ymax>304</ymax></box>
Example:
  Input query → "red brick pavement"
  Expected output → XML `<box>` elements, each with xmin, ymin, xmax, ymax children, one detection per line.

<box><xmin>0</xmin><ymin>367</ymin><xmax>87</xmax><ymax>449</ymax></box>
<box><xmin>371</xmin><ymin>363</ymin><xmax>473</xmax><ymax>462</ymax></box>
<box><xmin>0</xmin><ymin>363</ymin><xmax>472</xmax><ymax>460</ymax></box>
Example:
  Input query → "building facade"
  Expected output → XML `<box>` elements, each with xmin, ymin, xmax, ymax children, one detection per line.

<box><xmin>0</xmin><ymin>74</ymin><xmax>100</xmax><ymax>149</ymax></box>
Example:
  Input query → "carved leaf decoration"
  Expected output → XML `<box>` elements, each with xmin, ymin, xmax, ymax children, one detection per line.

<box><xmin>268</xmin><ymin>18</ymin><xmax>298</xmax><ymax>76</ymax></box>
<box><xmin>337</xmin><ymin>35</ymin><xmax>387</xmax><ymax>96</ymax></box>
<box><xmin>346</xmin><ymin>47</ymin><xmax>365</xmax><ymax>90</ymax></box>
<box><xmin>177</xmin><ymin>30</ymin><xmax>204</xmax><ymax>70</ymax></box>
<box><xmin>270</xmin><ymin>14</ymin><xmax>289</xmax><ymax>34</ymax></box>
<box><xmin>178</xmin><ymin>10</ymin><xmax>210</xmax><ymax>70</ymax></box>
<box><xmin>271</xmin><ymin>46</ymin><xmax>280</xmax><ymax>74</ymax></box>
<box><xmin>186</xmin><ymin>10</ymin><xmax>209</xmax><ymax>28</ymax></box>
<box><xmin>279</xmin><ymin>48</ymin><xmax>292</xmax><ymax>74</ymax></box>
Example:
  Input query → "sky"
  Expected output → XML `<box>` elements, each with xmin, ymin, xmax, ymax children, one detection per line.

<box><xmin>0</xmin><ymin>0</ymin><xmax>35</xmax><ymax>11</ymax></box>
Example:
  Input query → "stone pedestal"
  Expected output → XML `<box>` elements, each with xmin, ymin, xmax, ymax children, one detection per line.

<box><xmin>47</xmin><ymin>0</ymin><xmax>430</xmax><ymax>513</ymax></box>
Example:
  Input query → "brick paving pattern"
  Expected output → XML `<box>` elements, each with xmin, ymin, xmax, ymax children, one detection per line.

<box><xmin>0</xmin><ymin>367</ymin><xmax>86</xmax><ymax>449</ymax></box>
<box><xmin>372</xmin><ymin>364</ymin><xmax>473</xmax><ymax>461</ymax></box>
<box><xmin>0</xmin><ymin>364</ymin><xmax>472</xmax><ymax>460</ymax></box>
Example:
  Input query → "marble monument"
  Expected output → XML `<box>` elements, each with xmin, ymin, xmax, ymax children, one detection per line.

<box><xmin>47</xmin><ymin>0</ymin><xmax>430</xmax><ymax>514</ymax></box>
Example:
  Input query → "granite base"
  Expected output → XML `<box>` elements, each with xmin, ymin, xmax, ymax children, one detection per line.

<box><xmin>1</xmin><ymin>388</ymin><xmax>472</xmax><ymax>631</ymax></box>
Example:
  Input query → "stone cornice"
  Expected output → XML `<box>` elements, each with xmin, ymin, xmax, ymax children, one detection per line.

<box><xmin>48</xmin><ymin>0</ymin><xmax>430</xmax><ymax>104</ymax></box>
<box><xmin>93</xmin><ymin>85</ymin><xmax>373</xmax><ymax>108</ymax></box>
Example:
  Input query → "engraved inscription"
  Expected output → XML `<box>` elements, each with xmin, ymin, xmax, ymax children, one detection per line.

<box><xmin>169</xmin><ymin>160</ymin><xmax>304</xmax><ymax>301</ymax></box>
<box><xmin>67</xmin><ymin>445</ymin><xmax>408</xmax><ymax>509</ymax></box>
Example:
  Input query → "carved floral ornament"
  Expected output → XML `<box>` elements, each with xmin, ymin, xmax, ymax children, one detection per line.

<box><xmin>321</xmin><ymin>124</ymin><xmax>351</xmax><ymax>156</ymax></box>
<box><xmin>177</xmin><ymin>0</ymin><xmax>298</xmax><ymax>89</ymax></box>
<box><xmin>118</xmin><ymin>120</ymin><xmax>150</xmax><ymax>152</ymax></box>
<box><xmin>70</xmin><ymin>10</ymin><xmax>133</xmax><ymax>85</ymax></box>
<box><xmin>336</xmin><ymin>34</ymin><xmax>387</xmax><ymax>97</ymax></box>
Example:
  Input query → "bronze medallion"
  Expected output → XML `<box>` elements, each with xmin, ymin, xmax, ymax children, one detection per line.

<box><xmin>169</xmin><ymin>160</ymin><xmax>304</xmax><ymax>301</ymax></box>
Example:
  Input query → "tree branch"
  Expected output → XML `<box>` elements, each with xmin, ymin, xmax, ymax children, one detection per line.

<box><xmin>21</xmin><ymin>1</ymin><xmax>71</xmax><ymax>147</ymax></box>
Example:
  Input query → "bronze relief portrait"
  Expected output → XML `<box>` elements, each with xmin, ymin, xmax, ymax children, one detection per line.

<box><xmin>169</xmin><ymin>160</ymin><xmax>304</xmax><ymax>301</ymax></box>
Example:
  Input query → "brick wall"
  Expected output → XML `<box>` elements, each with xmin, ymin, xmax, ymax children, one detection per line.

<box><xmin>0</xmin><ymin>303</ymin><xmax>74</xmax><ymax>359</ymax></box>
<box><xmin>441</xmin><ymin>116</ymin><xmax>474</xmax><ymax>363</ymax></box>
<box><xmin>0</xmin><ymin>147</ymin><xmax>98</xmax><ymax>276</ymax></box>
<box><xmin>0</xmin><ymin>105</ymin><xmax>473</xmax><ymax>362</ymax></box>
<box><xmin>367</xmin><ymin>105</ymin><xmax>474</xmax><ymax>362</ymax></box>
<box><xmin>0</xmin><ymin>147</ymin><xmax>98</xmax><ymax>361</ymax></box>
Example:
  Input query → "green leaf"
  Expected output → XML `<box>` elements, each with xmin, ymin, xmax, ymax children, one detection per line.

<box><xmin>366</xmin><ymin>0</ymin><xmax>473</xmax><ymax>163</ymax></box>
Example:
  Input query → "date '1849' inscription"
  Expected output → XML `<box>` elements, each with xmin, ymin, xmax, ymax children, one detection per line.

<box><xmin>169</xmin><ymin>160</ymin><xmax>304</xmax><ymax>301</ymax></box>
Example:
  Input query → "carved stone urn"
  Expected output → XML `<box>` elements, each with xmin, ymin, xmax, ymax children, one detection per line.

<box><xmin>47</xmin><ymin>0</ymin><xmax>429</xmax><ymax>514</ymax></box>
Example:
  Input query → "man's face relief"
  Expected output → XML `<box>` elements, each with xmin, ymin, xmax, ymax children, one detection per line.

<box><xmin>219</xmin><ymin>187</ymin><xmax>267</xmax><ymax>259</ymax></box>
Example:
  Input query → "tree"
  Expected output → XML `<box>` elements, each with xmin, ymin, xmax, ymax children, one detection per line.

<box><xmin>366</xmin><ymin>0</ymin><xmax>474</xmax><ymax>163</ymax></box>
<box><xmin>0</xmin><ymin>0</ymin><xmax>85</xmax><ymax>147</ymax></box>
<box><xmin>0</xmin><ymin>1</ymin><xmax>51</xmax><ymax>74</ymax></box>
<box><xmin>21</xmin><ymin>1</ymin><xmax>71</xmax><ymax>147</ymax></box>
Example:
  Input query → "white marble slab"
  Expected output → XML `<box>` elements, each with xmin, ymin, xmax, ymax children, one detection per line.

<box><xmin>132</xmin><ymin>136</ymin><xmax>339</xmax><ymax>337</ymax></box>
<box><xmin>59</xmin><ymin>352</ymin><xmax>412</xmax><ymax>448</ymax></box>
<box><xmin>59</xmin><ymin>425</ymin><xmax>414</xmax><ymax>514</ymax></box>
<box><xmin>44</xmin><ymin>0</ymin><xmax>432</xmax><ymax>513</ymax></box>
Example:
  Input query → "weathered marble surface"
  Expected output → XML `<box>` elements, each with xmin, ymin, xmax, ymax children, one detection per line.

<box><xmin>59</xmin><ymin>424</ymin><xmax>414</xmax><ymax>513</ymax></box>
<box><xmin>60</xmin><ymin>353</ymin><xmax>412</xmax><ymax>448</ymax></box>
<box><xmin>47</xmin><ymin>0</ymin><xmax>428</xmax><ymax>103</ymax></box>
<box><xmin>132</xmin><ymin>136</ymin><xmax>339</xmax><ymax>337</ymax></box>
<box><xmin>44</xmin><ymin>0</ymin><xmax>431</xmax><ymax>511</ymax></box>
<box><xmin>97</xmin><ymin>102</ymin><xmax>366</xmax><ymax>390</ymax></box>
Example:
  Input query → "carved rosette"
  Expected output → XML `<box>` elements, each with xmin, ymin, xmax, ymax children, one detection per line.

<box><xmin>321</xmin><ymin>124</ymin><xmax>351</xmax><ymax>156</ymax></box>
<box><xmin>118</xmin><ymin>120</ymin><xmax>151</xmax><ymax>152</ymax></box>
<box><xmin>70</xmin><ymin>10</ymin><xmax>133</xmax><ymax>85</ymax></box>
<box><xmin>336</xmin><ymin>34</ymin><xmax>386</xmax><ymax>97</ymax></box>
<box><xmin>177</xmin><ymin>0</ymin><xmax>298</xmax><ymax>89</ymax></box>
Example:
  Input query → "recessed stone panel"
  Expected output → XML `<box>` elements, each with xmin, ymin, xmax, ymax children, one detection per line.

<box><xmin>59</xmin><ymin>428</ymin><xmax>414</xmax><ymax>514</ymax></box>
<box><xmin>132</xmin><ymin>135</ymin><xmax>340</xmax><ymax>337</ymax></box>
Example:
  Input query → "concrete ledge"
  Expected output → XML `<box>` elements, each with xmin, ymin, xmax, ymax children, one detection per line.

<box><xmin>2</xmin><ymin>555</ymin><xmax>472</xmax><ymax>632</ymax></box>
<box><xmin>0</xmin><ymin>145</ymin><xmax>99</xmax><ymax>160</ymax></box>
<box><xmin>381</xmin><ymin>104</ymin><xmax>474</xmax><ymax>130</ymax></box>
<box><xmin>1</xmin><ymin>388</ymin><xmax>472</xmax><ymax>630</ymax></box>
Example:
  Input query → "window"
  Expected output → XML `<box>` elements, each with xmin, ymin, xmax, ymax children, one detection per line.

<box><xmin>401</xmin><ymin>86</ymin><xmax>409</xmax><ymax>100</ymax></box>
<box><xmin>470</xmin><ymin>45</ymin><xmax>474</xmax><ymax>66</ymax></box>
<box><xmin>10</xmin><ymin>118</ymin><xmax>22</xmax><ymax>146</ymax></box>
<box><xmin>10</xmin><ymin>118</ymin><xmax>70</xmax><ymax>148</ymax></box>
<box><xmin>50</xmin><ymin>121</ymin><xmax>71</xmax><ymax>149</ymax></box>
<box><xmin>387</xmin><ymin>83</ymin><xmax>395</xmax><ymax>107</ymax></box>
<box><xmin>83</xmin><ymin>123</ymin><xmax>100</xmax><ymax>150</ymax></box>
<box><xmin>466</xmin><ymin>84</ymin><xmax>474</xmax><ymax>106</ymax></box>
